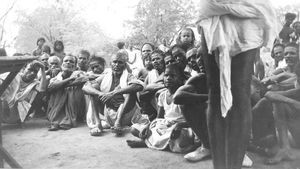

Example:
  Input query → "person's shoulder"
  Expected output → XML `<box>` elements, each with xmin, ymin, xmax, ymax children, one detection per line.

<box><xmin>186</xmin><ymin>73</ymin><xmax>206</xmax><ymax>84</ymax></box>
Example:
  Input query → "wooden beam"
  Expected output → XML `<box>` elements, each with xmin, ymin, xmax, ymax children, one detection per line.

<box><xmin>0</xmin><ymin>146</ymin><xmax>21</xmax><ymax>168</ymax></box>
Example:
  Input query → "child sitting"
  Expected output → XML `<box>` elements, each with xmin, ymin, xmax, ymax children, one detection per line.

<box><xmin>127</xmin><ymin>63</ymin><xmax>195</xmax><ymax>153</ymax></box>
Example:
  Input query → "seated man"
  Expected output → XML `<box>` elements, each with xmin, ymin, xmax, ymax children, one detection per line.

<box><xmin>185</xmin><ymin>48</ymin><xmax>200</xmax><ymax>76</ymax></box>
<box><xmin>173</xmin><ymin>53</ymin><xmax>210</xmax><ymax>161</ymax></box>
<box><xmin>47</xmin><ymin>55</ymin><xmax>87</xmax><ymax>131</ymax></box>
<box><xmin>0</xmin><ymin>61</ymin><xmax>47</xmax><ymax>124</ymax></box>
<box><xmin>264</xmin><ymin>63</ymin><xmax>300</xmax><ymax>164</ymax></box>
<box><xmin>136</xmin><ymin>43</ymin><xmax>155</xmax><ymax>82</ymax></box>
<box><xmin>261</xmin><ymin>43</ymin><xmax>299</xmax><ymax>91</ymax></box>
<box><xmin>46</xmin><ymin>56</ymin><xmax>61</xmax><ymax>79</ymax></box>
<box><xmin>77</xmin><ymin>49</ymin><xmax>90</xmax><ymax>72</ymax></box>
<box><xmin>82</xmin><ymin>52</ymin><xmax>145</xmax><ymax>136</ymax></box>
<box><xmin>139</xmin><ymin>50</ymin><xmax>166</xmax><ymax>121</ymax></box>
<box><xmin>83</xmin><ymin>56</ymin><xmax>108</xmax><ymax>136</ymax></box>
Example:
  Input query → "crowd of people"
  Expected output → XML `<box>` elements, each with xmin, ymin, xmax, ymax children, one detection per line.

<box><xmin>1</xmin><ymin>9</ymin><xmax>300</xmax><ymax>168</ymax></box>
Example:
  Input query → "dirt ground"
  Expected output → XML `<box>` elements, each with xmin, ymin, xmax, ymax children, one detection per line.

<box><xmin>2</xmin><ymin>118</ymin><xmax>300</xmax><ymax>169</ymax></box>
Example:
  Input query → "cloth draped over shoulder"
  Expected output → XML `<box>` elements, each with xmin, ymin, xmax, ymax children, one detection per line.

<box><xmin>98</xmin><ymin>69</ymin><xmax>147</xmax><ymax>127</ymax></box>
<box><xmin>197</xmin><ymin>0</ymin><xmax>277</xmax><ymax>117</ymax></box>
<box><xmin>0</xmin><ymin>73</ymin><xmax>39</xmax><ymax>122</ymax></box>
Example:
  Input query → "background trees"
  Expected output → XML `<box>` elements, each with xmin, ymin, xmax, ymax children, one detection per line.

<box><xmin>125</xmin><ymin>0</ymin><xmax>197</xmax><ymax>47</ymax></box>
<box><xmin>14</xmin><ymin>0</ymin><xmax>112</xmax><ymax>56</ymax></box>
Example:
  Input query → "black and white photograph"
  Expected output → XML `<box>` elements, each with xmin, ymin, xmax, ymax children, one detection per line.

<box><xmin>0</xmin><ymin>0</ymin><xmax>300</xmax><ymax>168</ymax></box>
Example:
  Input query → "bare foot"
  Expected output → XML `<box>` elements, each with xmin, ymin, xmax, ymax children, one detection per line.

<box><xmin>265</xmin><ymin>148</ymin><xmax>296</xmax><ymax>165</ymax></box>
<box><xmin>126</xmin><ymin>140</ymin><xmax>147</xmax><ymax>148</ymax></box>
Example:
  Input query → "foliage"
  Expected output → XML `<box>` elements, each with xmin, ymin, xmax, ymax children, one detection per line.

<box><xmin>125</xmin><ymin>0</ymin><xmax>197</xmax><ymax>47</ymax></box>
<box><xmin>14</xmin><ymin>0</ymin><xmax>111</xmax><ymax>57</ymax></box>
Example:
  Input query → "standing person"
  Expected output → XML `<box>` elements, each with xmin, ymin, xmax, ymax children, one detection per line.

<box><xmin>32</xmin><ymin>37</ymin><xmax>46</xmax><ymax>56</ymax></box>
<box><xmin>51</xmin><ymin>40</ymin><xmax>65</xmax><ymax>60</ymax></box>
<box><xmin>77</xmin><ymin>50</ymin><xmax>90</xmax><ymax>72</ymax></box>
<box><xmin>197</xmin><ymin>1</ymin><xmax>276</xmax><ymax>169</ymax></box>
<box><xmin>279</xmin><ymin>13</ymin><xmax>297</xmax><ymax>45</ymax></box>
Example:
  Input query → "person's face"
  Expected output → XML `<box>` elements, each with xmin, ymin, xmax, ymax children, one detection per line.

<box><xmin>286</xmin><ymin>18</ymin><xmax>294</xmax><ymax>25</ymax></box>
<box><xmin>89</xmin><ymin>61</ymin><xmax>104</xmax><ymax>74</ymax></box>
<box><xmin>61</xmin><ymin>56</ymin><xmax>76</xmax><ymax>72</ymax></box>
<box><xmin>284</xmin><ymin>46</ymin><xmax>298</xmax><ymax>67</ymax></box>
<box><xmin>143</xmin><ymin>56</ymin><xmax>152</xmax><ymax>70</ymax></box>
<box><xmin>164</xmin><ymin>68</ymin><xmax>182</xmax><ymax>89</ymax></box>
<box><xmin>49</xmin><ymin>59</ymin><xmax>60</xmax><ymax>69</ymax></box>
<box><xmin>78</xmin><ymin>53</ymin><xmax>88</xmax><ymax>68</ymax></box>
<box><xmin>151</xmin><ymin>53</ymin><xmax>164</xmax><ymax>71</ymax></box>
<box><xmin>141</xmin><ymin>44</ymin><xmax>153</xmax><ymax>58</ymax></box>
<box><xmin>22</xmin><ymin>66</ymin><xmax>38</xmax><ymax>82</ymax></box>
<box><xmin>180</xmin><ymin>29</ymin><xmax>193</xmax><ymax>44</ymax></box>
<box><xmin>40</xmin><ymin>55</ymin><xmax>49</xmax><ymax>67</ymax></box>
<box><xmin>164</xmin><ymin>55</ymin><xmax>175</xmax><ymax>66</ymax></box>
<box><xmin>111</xmin><ymin>55</ymin><xmax>126</xmax><ymax>75</ymax></box>
<box><xmin>273</xmin><ymin>46</ymin><xmax>284</xmax><ymax>62</ymax></box>
<box><xmin>187</xmin><ymin>54</ymin><xmax>198</xmax><ymax>71</ymax></box>
<box><xmin>294</xmin><ymin>23</ymin><xmax>300</xmax><ymax>34</ymax></box>
<box><xmin>55</xmin><ymin>43</ymin><xmax>63</xmax><ymax>51</ymax></box>
<box><xmin>38</xmin><ymin>40</ymin><xmax>45</xmax><ymax>47</ymax></box>
<box><xmin>172</xmin><ymin>48</ymin><xmax>187</xmax><ymax>69</ymax></box>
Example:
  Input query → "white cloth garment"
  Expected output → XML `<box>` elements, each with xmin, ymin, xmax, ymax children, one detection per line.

<box><xmin>197</xmin><ymin>0</ymin><xmax>277</xmax><ymax>117</ymax></box>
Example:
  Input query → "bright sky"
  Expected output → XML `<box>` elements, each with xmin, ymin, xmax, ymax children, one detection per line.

<box><xmin>0</xmin><ymin>0</ymin><xmax>300</xmax><ymax>54</ymax></box>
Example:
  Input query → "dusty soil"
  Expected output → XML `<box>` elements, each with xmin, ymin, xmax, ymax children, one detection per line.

<box><xmin>2</xmin><ymin>118</ymin><xmax>300</xmax><ymax>169</ymax></box>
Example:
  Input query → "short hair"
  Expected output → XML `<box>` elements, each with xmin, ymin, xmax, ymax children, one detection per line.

<box><xmin>293</xmin><ymin>21</ymin><xmax>300</xmax><ymax>29</ymax></box>
<box><xmin>165</xmin><ymin>62</ymin><xmax>185</xmax><ymax>81</ymax></box>
<box><xmin>285</xmin><ymin>42</ymin><xmax>299</xmax><ymax>50</ymax></box>
<box><xmin>79</xmin><ymin>49</ymin><xmax>90</xmax><ymax>59</ymax></box>
<box><xmin>285</xmin><ymin>12</ymin><xmax>296</xmax><ymax>20</ymax></box>
<box><xmin>117</xmin><ymin>42</ymin><xmax>125</xmax><ymax>49</ymax></box>
<box><xmin>36</xmin><ymin>37</ymin><xmax>46</xmax><ymax>45</ymax></box>
<box><xmin>169</xmin><ymin>44</ymin><xmax>185</xmax><ymax>53</ymax></box>
<box><xmin>90</xmin><ymin>56</ymin><xmax>106</xmax><ymax>66</ymax></box>
<box><xmin>178</xmin><ymin>28</ymin><xmax>195</xmax><ymax>45</ymax></box>
<box><xmin>0</xmin><ymin>48</ymin><xmax>7</xmax><ymax>56</ymax></box>
<box><xmin>63</xmin><ymin>55</ymin><xmax>77</xmax><ymax>66</ymax></box>
<box><xmin>151</xmin><ymin>49</ymin><xmax>165</xmax><ymax>60</ymax></box>
<box><xmin>48</xmin><ymin>56</ymin><xmax>61</xmax><ymax>64</ymax></box>
<box><xmin>42</xmin><ymin>45</ymin><xmax>51</xmax><ymax>55</ymax></box>
<box><xmin>273</xmin><ymin>43</ymin><xmax>284</xmax><ymax>49</ymax></box>
<box><xmin>141</xmin><ymin>42</ymin><xmax>155</xmax><ymax>53</ymax></box>
<box><xmin>53</xmin><ymin>40</ymin><xmax>64</xmax><ymax>52</ymax></box>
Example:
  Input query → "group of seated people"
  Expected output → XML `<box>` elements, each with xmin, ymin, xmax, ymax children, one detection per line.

<box><xmin>1</xmin><ymin>24</ymin><xmax>300</xmax><ymax>167</ymax></box>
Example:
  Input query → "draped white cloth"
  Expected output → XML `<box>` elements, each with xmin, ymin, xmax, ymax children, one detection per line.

<box><xmin>197</xmin><ymin>0</ymin><xmax>277</xmax><ymax>117</ymax></box>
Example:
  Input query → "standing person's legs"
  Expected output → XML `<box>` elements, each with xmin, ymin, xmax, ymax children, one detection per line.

<box><xmin>202</xmin><ymin>50</ymin><xmax>226</xmax><ymax>169</ymax></box>
<box><xmin>226</xmin><ymin>49</ymin><xmax>256</xmax><ymax>169</ymax></box>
